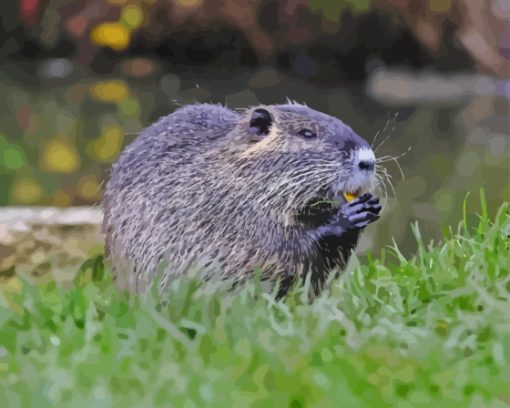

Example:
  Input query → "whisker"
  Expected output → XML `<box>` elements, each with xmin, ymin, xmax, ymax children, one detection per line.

<box><xmin>392</xmin><ymin>157</ymin><xmax>405</xmax><ymax>181</ymax></box>
<box><xmin>371</xmin><ymin>112</ymin><xmax>391</xmax><ymax>148</ymax></box>
<box><xmin>374</xmin><ymin>129</ymin><xmax>393</xmax><ymax>153</ymax></box>
<box><xmin>371</xmin><ymin>112</ymin><xmax>399</xmax><ymax>149</ymax></box>
<box><xmin>375</xmin><ymin>164</ymin><xmax>396</xmax><ymax>199</ymax></box>
<box><xmin>374</xmin><ymin>178</ymin><xmax>388</xmax><ymax>206</ymax></box>
<box><xmin>374</xmin><ymin>113</ymin><xmax>399</xmax><ymax>153</ymax></box>
<box><xmin>376</xmin><ymin>146</ymin><xmax>412</xmax><ymax>163</ymax></box>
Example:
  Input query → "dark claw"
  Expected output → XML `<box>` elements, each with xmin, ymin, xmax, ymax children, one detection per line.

<box><xmin>344</xmin><ymin>202</ymin><xmax>381</xmax><ymax>216</ymax></box>
<box><xmin>367</xmin><ymin>204</ymin><xmax>382</xmax><ymax>215</ymax></box>
<box><xmin>343</xmin><ymin>203</ymin><xmax>364</xmax><ymax>216</ymax></box>
<box><xmin>348</xmin><ymin>193</ymin><xmax>371</xmax><ymax>207</ymax></box>
<box><xmin>348</xmin><ymin>211</ymin><xmax>378</xmax><ymax>225</ymax></box>
<box><xmin>367</xmin><ymin>196</ymin><xmax>380</xmax><ymax>205</ymax></box>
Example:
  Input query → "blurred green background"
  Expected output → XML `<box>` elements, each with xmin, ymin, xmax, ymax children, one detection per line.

<box><xmin>0</xmin><ymin>0</ymin><xmax>509</xmax><ymax>257</ymax></box>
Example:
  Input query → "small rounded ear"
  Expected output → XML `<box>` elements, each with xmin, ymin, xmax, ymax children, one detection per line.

<box><xmin>248</xmin><ymin>108</ymin><xmax>273</xmax><ymax>136</ymax></box>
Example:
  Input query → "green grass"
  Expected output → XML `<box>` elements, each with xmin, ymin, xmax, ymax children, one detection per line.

<box><xmin>0</xmin><ymin>200</ymin><xmax>509</xmax><ymax>408</ymax></box>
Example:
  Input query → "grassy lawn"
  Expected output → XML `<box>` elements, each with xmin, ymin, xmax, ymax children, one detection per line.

<box><xmin>0</xmin><ymin>197</ymin><xmax>509</xmax><ymax>407</ymax></box>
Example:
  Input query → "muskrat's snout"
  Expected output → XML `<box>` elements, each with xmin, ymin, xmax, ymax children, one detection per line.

<box><xmin>352</xmin><ymin>146</ymin><xmax>376</xmax><ymax>186</ymax></box>
<box><xmin>355</xmin><ymin>147</ymin><xmax>376</xmax><ymax>173</ymax></box>
<box><xmin>331</xmin><ymin>146</ymin><xmax>376</xmax><ymax>202</ymax></box>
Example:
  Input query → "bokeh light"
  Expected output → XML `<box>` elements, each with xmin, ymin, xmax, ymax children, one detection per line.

<box><xmin>121</xmin><ymin>5</ymin><xmax>144</xmax><ymax>29</ymax></box>
<box><xmin>77</xmin><ymin>175</ymin><xmax>101</xmax><ymax>200</ymax></box>
<box><xmin>1</xmin><ymin>144</ymin><xmax>26</xmax><ymax>171</ymax></box>
<box><xmin>89</xmin><ymin>126</ymin><xmax>124</xmax><ymax>162</ymax></box>
<box><xmin>176</xmin><ymin>0</ymin><xmax>203</xmax><ymax>8</ymax></box>
<box><xmin>11</xmin><ymin>179</ymin><xmax>43</xmax><ymax>204</ymax></box>
<box><xmin>40</xmin><ymin>138</ymin><xmax>80</xmax><ymax>174</ymax></box>
<box><xmin>52</xmin><ymin>190</ymin><xmax>72</xmax><ymax>207</ymax></box>
<box><xmin>90</xmin><ymin>80</ymin><xmax>130</xmax><ymax>103</ymax></box>
<box><xmin>118</xmin><ymin>96</ymin><xmax>140</xmax><ymax>117</ymax></box>
<box><xmin>90</xmin><ymin>23</ymin><xmax>131</xmax><ymax>51</ymax></box>
<box><xmin>429</xmin><ymin>0</ymin><xmax>452</xmax><ymax>13</ymax></box>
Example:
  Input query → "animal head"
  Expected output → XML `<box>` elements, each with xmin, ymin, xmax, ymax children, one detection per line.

<box><xmin>222</xmin><ymin>102</ymin><xmax>377</xmax><ymax>221</ymax></box>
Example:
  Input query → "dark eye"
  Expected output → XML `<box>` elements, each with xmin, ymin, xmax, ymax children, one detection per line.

<box><xmin>297</xmin><ymin>129</ymin><xmax>317</xmax><ymax>139</ymax></box>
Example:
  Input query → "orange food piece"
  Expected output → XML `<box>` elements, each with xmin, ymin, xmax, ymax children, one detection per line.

<box><xmin>343</xmin><ymin>192</ymin><xmax>358</xmax><ymax>202</ymax></box>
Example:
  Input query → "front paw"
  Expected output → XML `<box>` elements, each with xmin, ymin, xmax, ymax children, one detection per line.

<box><xmin>340</xmin><ymin>193</ymin><xmax>381</xmax><ymax>229</ymax></box>
<box><xmin>312</xmin><ymin>193</ymin><xmax>381</xmax><ymax>238</ymax></box>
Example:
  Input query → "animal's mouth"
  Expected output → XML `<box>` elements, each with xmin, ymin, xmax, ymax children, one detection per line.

<box><xmin>341</xmin><ymin>189</ymin><xmax>361</xmax><ymax>203</ymax></box>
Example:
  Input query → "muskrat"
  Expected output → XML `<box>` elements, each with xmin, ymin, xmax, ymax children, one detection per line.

<box><xmin>102</xmin><ymin>102</ymin><xmax>382</xmax><ymax>298</ymax></box>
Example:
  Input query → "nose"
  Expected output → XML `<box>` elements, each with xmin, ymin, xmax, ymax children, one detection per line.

<box><xmin>359</xmin><ymin>160</ymin><xmax>375</xmax><ymax>171</ymax></box>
